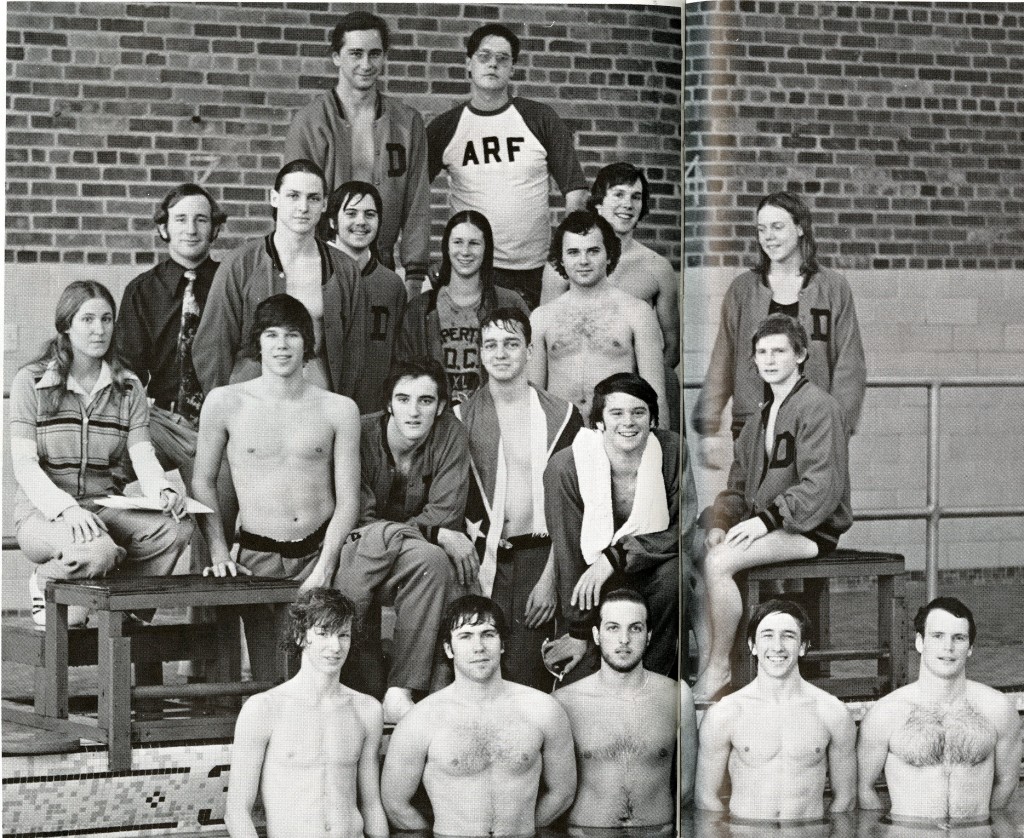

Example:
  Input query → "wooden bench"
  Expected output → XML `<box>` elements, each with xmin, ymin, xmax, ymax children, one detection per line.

<box><xmin>729</xmin><ymin>549</ymin><xmax>910</xmax><ymax>699</ymax></box>
<box><xmin>2</xmin><ymin>574</ymin><xmax>300</xmax><ymax>771</ymax></box>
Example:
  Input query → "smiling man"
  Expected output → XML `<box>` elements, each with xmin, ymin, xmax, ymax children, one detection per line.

<box><xmin>858</xmin><ymin>597</ymin><xmax>1021</xmax><ymax>824</ymax></box>
<box><xmin>692</xmin><ymin>313</ymin><xmax>852</xmax><ymax>702</ymax></box>
<box><xmin>192</xmin><ymin>295</ymin><xmax>360</xmax><ymax>678</ymax></box>
<box><xmin>117</xmin><ymin>183</ymin><xmax>229</xmax><ymax>571</ymax></box>
<box><xmin>284</xmin><ymin>12</ymin><xmax>429</xmax><ymax>292</ymax></box>
<box><xmin>541</xmin><ymin>373</ymin><xmax>680</xmax><ymax>685</ymax></box>
<box><xmin>382</xmin><ymin>595</ymin><xmax>576</xmax><ymax>837</ymax></box>
<box><xmin>554</xmin><ymin>588</ymin><xmax>678</xmax><ymax>831</ymax></box>
<box><xmin>458</xmin><ymin>307</ymin><xmax>583</xmax><ymax>689</ymax></box>
<box><xmin>225</xmin><ymin>587</ymin><xmax>388</xmax><ymax>838</ymax></box>
<box><xmin>193</xmin><ymin>160</ymin><xmax>364</xmax><ymax>400</ymax></box>
<box><xmin>695</xmin><ymin>599</ymin><xmax>857</xmax><ymax>822</ymax></box>
<box><xmin>529</xmin><ymin>211</ymin><xmax>668</xmax><ymax>425</ymax></box>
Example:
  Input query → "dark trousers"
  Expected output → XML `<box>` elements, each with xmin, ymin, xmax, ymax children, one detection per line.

<box><xmin>558</xmin><ymin>555</ymin><xmax>680</xmax><ymax>687</ymax></box>
<box><xmin>492</xmin><ymin>539</ymin><xmax>557</xmax><ymax>692</ymax></box>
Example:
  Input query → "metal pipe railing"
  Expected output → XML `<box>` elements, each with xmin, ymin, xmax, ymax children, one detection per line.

<box><xmin>684</xmin><ymin>376</ymin><xmax>1024</xmax><ymax>600</ymax></box>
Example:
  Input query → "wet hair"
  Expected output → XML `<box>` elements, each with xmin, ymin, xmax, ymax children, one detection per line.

<box><xmin>30</xmin><ymin>280</ymin><xmax>130</xmax><ymax>415</ymax></box>
<box><xmin>327</xmin><ymin>180</ymin><xmax>383</xmax><ymax>254</ymax></box>
<box><xmin>479</xmin><ymin>306</ymin><xmax>531</xmax><ymax>345</ymax></box>
<box><xmin>590</xmin><ymin>372</ymin><xmax>659</xmax><ymax>429</ymax></box>
<box><xmin>272</xmin><ymin>159</ymin><xmax>326</xmax><ymax>223</ymax></box>
<box><xmin>288</xmin><ymin>587</ymin><xmax>355</xmax><ymax>648</ymax></box>
<box><xmin>745</xmin><ymin>599</ymin><xmax>811</xmax><ymax>647</ymax></box>
<box><xmin>466</xmin><ymin>23</ymin><xmax>520</xmax><ymax>61</ymax></box>
<box><xmin>437</xmin><ymin>209</ymin><xmax>499</xmax><ymax>311</ymax></box>
<box><xmin>331</xmin><ymin>11</ymin><xmax>389</xmax><ymax>53</ymax></box>
<box><xmin>588</xmin><ymin>162</ymin><xmax>650</xmax><ymax>222</ymax></box>
<box><xmin>441</xmin><ymin>594</ymin><xmax>509</xmax><ymax>648</ymax></box>
<box><xmin>154</xmin><ymin>183</ymin><xmax>227</xmax><ymax>241</ymax></box>
<box><xmin>754</xmin><ymin>191</ymin><xmax>819</xmax><ymax>280</ymax></box>
<box><xmin>383</xmin><ymin>357</ymin><xmax>449</xmax><ymax>407</ymax></box>
<box><xmin>247</xmin><ymin>294</ymin><xmax>316</xmax><ymax>362</ymax></box>
<box><xmin>598</xmin><ymin>587</ymin><xmax>649</xmax><ymax>625</ymax></box>
<box><xmin>750</xmin><ymin>312</ymin><xmax>809</xmax><ymax>359</ymax></box>
<box><xmin>913</xmin><ymin>597</ymin><xmax>977</xmax><ymax>646</ymax></box>
<box><xmin>548</xmin><ymin>210</ymin><xmax>622</xmax><ymax>281</ymax></box>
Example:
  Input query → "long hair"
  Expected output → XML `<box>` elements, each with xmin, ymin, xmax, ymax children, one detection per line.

<box><xmin>327</xmin><ymin>180</ymin><xmax>383</xmax><ymax>257</ymax></box>
<box><xmin>754</xmin><ymin>192</ymin><xmax>819</xmax><ymax>280</ymax></box>
<box><xmin>437</xmin><ymin>210</ymin><xmax>498</xmax><ymax>311</ymax></box>
<box><xmin>29</xmin><ymin>280</ymin><xmax>130</xmax><ymax>415</ymax></box>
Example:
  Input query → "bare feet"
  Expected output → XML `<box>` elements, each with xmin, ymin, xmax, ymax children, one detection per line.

<box><xmin>691</xmin><ymin>664</ymin><xmax>731</xmax><ymax>704</ymax></box>
<box><xmin>382</xmin><ymin>686</ymin><xmax>416</xmax><ymax>724</ymax></box>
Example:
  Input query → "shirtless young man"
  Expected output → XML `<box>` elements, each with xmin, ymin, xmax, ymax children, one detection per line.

<box><xmin>858</xmin><ymin>597</ymin><xmax>1022</xmax><ymax>824</ymax></box>
<box><xmin>459</xmin><ymin>306</ymin><xmax>583</xmax><ymax>689</ymax></box>
<box><xmin>381</xmin><ymin>595</ymin><xmax>577</xmax><ymax>837</ymax></box>
<box><xmin>540</xmin><ymin>163</ymin><xmax>678</xmax><ymax>370</ymax></box>
<box><xmin>695</xmin><ymin>600</ymin><xmax>857</xmax><ymax>822</ymax></box>
<box><xmin>554</xmin><ymin>589</ymin><xmax>677</xmax><ymax>831</ymax></box>
<box><xmin>225</xmin><ymin>588</ymin><xmax>387</xmax><ymax>838</ymax></box>
<box><xmin>528</xmin><ymin>210</ymin><xmax>669</xmax><ymax>425</ymax></box>
<box><xmin>192</xmin><ymin>295</ymin><xmax>360</xmax><ymax>673</ymax></box>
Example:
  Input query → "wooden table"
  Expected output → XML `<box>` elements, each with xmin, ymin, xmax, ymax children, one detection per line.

<box><xmin>29</xmin><ymin>575</ymin><xmax>299</xmax><ymax>771</ymax></box>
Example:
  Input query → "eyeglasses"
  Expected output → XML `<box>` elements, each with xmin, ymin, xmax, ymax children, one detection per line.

<box><xmin>473</xmin><ymin>50</ymin><xmax>513</xmax><ymax>67</ymax></box>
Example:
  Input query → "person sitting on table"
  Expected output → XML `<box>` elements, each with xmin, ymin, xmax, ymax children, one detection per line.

<box><xmin>9</xmin><ymin>280</ymin><xmax>190</xmax><ymax>627</ymax></box>
<box><xmin>692</xmin><ymin>313</ymin><xmax>852</xmax><ymax>702</ymax></box>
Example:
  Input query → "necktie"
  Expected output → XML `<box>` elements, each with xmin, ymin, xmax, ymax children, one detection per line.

<box><xmin>176</xmin><ymin>269</ymin><xmax>204</xmax><ymax>425</ymax></box>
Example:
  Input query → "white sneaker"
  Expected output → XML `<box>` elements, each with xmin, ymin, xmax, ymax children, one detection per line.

<box><xmin>29</xmin><ymin>570</ymin><xmax>89</xmax><ymax>630</ymax></box>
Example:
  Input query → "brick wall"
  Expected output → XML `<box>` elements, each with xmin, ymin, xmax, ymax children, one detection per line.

<box><xmin>683</xmin><ymin>1</ymin><xmax>1024</xmax><ymax>576</ymax></box>
<box><xmin>684</xmin><ymin>0</ymin><xmax>1024</xmax><ymax>271</ymax></box>
<box><xmin>5</xmin><ymin>1</ymin><xmax>681</xmax><ymax>271</ymax></box>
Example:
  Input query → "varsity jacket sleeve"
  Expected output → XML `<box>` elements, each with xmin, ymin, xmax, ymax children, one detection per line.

<box><xmin>828</xmin><ymin>276</ymin><xmax>868</xmax><ymax>434</ymax></box>
<box><xmin>407</xmin><ymin>418</ymin><xmax>471</xmax><ymax>541</ymax></box>
<box><xmin>283</xmin><ymin>103</ymin><xmax>321</xmax><ymax>174</ymax></box>
<box><xmin>692</xmin><ymin>283</ymin><xmax>739</xmax><ymax>436</ymax></box>
<box><xmin>757</xmin><ymin>400</ymin><xmax>848</xmax><ymax>535</ymax></box>
<box><xmin>710</xmin><ymin>416</ymin><xmax>756</xmax><ymax>532</ymax></box>
<box><xmin>397</xmin><ymin>111</ymin><xmax>431</xmax><ymax>278</ymax></box>
<box><xmin>616</xmin><ymin>431</ymin><xmax>681</xmax><ymax>575</ymax></box>
<box><xmin>193</xmin><ymin>250</ymin><xmax>247</xmax><ymax>395</ymax></box>
<box><xmin>544</xmin><ymin>450</ymin><xmax>592</xmax><ymax>639</ymax></box>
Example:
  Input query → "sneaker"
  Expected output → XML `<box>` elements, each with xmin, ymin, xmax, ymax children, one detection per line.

<box><xmin>29</xmin><ymin>570</ymin><xmax>89</xmax><ymax>630</ymax></box>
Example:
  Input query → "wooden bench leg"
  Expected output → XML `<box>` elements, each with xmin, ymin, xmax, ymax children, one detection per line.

<box><xmin>43</xmin><ymin>599</ymin><xmax>69</xmax><ymax>719</ymax></box>
<box><xmin>97</xmin><ymin>611</ymin><xmax>132</xmax><ymax>772</ymax></box>
<box><xmin>877</xmin><ymin>574</ymin><xmax>894</xmax><ymax>688</ymax></box>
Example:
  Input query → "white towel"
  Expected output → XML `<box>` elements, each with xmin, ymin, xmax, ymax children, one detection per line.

<box><xmin>573</xmin><ymin>428</ymin><xmax>669</xmax><ymax>566</ymax></box>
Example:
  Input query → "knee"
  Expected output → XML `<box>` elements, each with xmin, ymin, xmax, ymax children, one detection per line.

<box><xmin>704</xmin><ymin>544</ymin><xmax>737</xmax><ymax>581</ymax></box>
<box><xmin>141</xmin><ymin>515</ymin><xmax>194</xmax><ymax>558</ymax></box>
<box><xmin>410</xmin><ymin>543</ymin><xmax>452</xmax><ymax>584</ymax></box>
<box><xmin>60</xmin><ymin>537</ymin><xmax>123</xmax><ymax>579</ymax></box>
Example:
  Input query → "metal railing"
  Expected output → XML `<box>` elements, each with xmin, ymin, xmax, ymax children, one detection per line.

<box><xmin>685</xmin><ymin>376</ymin><xmax>1024</xmax><ymax>600</ymax></box>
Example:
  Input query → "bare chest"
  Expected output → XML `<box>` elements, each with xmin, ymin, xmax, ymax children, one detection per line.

<box><xmin>428</xmin><ymin>718</ymin><xmax>543</xmax><ymax>778</ymax></box>
<box><xmin>228</xmin><ymin>404</ymin><xmax>334</xmax><ymax>464</ymax></box>
<box><xmin>349</xmin><ymin>108</ymin><xmax>376</xmax><ymax>181</ymax></box>
<box><xmin>265</xmin><ymin>705</ymin><xmax>365</xmax><ymax>768</ymax></box>
<box><xmin>610</xmin><ymin>470</ymin><xmax>637</xmax><ymax>524</ymax></box>
<box><xmin>547</xmin><ymin>303</ymin><xmax>633</xmax><ymax>360</ymax></box>
<box><xmin>610</xmin><ymin>259</ymin><xmax>659</xmax><ymax>307</ymax></box>
<box><xmin>731</xmin><ymin>705</ymin><xmax>830</xmax><ymax>767</ymax></box>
